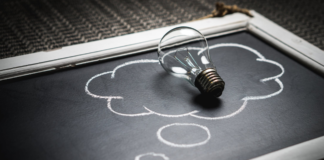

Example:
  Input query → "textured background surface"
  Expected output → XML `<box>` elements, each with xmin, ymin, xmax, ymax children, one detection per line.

<box><xmin>0</xmin><ymin>0</ymin><xmax>323</xmax><ymax>59</ymax></box>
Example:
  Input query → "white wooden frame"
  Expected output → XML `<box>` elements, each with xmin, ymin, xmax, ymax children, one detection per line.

<box><xmin>0</xmin><ymin>11</ymin><xmax>324</xmax><ymax>159</ymax></box>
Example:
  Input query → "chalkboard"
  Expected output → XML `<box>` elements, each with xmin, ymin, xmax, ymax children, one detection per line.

<box><xmin>1</xmin><ymin>32</ymin><xmax>324</xmax><ymax>160</ymax></box>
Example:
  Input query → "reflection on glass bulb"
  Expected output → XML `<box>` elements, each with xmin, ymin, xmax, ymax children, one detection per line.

<box><xmin>158</xmin><ymin>26</ymin><xmax>225</xmax><ymax>97</ymax></box>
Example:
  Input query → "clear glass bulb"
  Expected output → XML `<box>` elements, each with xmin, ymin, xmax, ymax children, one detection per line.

<box><xmin>157</xmin><ymin>26</ymin><xmax>225</xmax><ymax>97</ymax></box>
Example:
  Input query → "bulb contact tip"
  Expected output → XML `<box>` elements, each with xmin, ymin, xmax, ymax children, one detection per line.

<box><xmin>195</xmin><ymin>68</ymin><xmax>225</xmax><ymax>98</ymax></box>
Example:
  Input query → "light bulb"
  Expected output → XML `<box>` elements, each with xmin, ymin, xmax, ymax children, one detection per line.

<box><xmin>157</xmin><ymin>26</ymin><xmax>225</xmax><ymax>97</ymax></box>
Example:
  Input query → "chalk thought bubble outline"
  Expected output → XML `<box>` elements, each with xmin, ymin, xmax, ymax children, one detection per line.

<box><xmin>157</xmin><ymin>123</ymin><xmax>211</xmax><ymax>148</ymax></box>
<box><xmin>134</xmin><ymin>152</ymin><xmax>169</xmax><ymax>160</ymax></box>
<box><xmin>85</xmin><ymin>43</ymin><xmax>284</xmax><ymax>120</ymax></box>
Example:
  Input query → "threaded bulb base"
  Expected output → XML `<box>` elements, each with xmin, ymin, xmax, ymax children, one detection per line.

<box><xmin>195</xmin><ymin>68</ymin><xmax>225</xmax><ymax>98</ymax></box>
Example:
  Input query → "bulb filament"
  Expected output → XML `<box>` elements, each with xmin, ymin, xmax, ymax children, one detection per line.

<box><xmin>174</xmin><ymin>48</ymin><xmax>201</xmax><ymax>75</ymax></box>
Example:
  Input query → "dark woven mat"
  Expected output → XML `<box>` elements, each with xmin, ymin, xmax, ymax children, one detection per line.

<box><xmin>1</xmin><ymin>0</ymin><xmax>323</xmax><ymax>59</ymax></box>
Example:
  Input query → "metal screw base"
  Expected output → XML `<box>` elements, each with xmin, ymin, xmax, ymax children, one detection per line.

<box><xmin>195</xmin><ymin>68</ymin><xmax>225</xmax><ymax>98</ymax></box>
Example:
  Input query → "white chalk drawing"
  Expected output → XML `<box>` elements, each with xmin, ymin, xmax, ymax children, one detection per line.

<box><xmin>86</xmin><ymin>43</ymin><xmax>285</xmax><ymax>157</ymax></box>
<box><xmin>157</xmin><ymin>123</ymin><xmax>210</xmax><ymax>148</ymax></box>
<box><xmin>135</xmin><ymin>152</ymin><xmax>169</xmax><ymax>160</ymax></box>
<box><xmin>85</xmin><ymin>43</ymin><xmax>285</xmax><ymax>120</ymax></box>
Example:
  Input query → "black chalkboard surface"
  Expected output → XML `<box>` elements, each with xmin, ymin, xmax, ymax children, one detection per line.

<box><xmin>1</xmin><ymin>32</ymin><xmax>324</xmax><ymax>160</ymax></box>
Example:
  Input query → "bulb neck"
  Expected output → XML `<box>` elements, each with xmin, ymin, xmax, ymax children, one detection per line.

<box><xmin>195</xmin><ymin>68</ymin><xmax>225</xmax><ymax>98</ymax></box>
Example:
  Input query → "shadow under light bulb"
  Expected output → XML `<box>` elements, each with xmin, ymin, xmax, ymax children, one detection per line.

<box><xmin>157</xmin><ymin>26</ymin><xmax>225</xmax><ymax>97</ymax></box>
